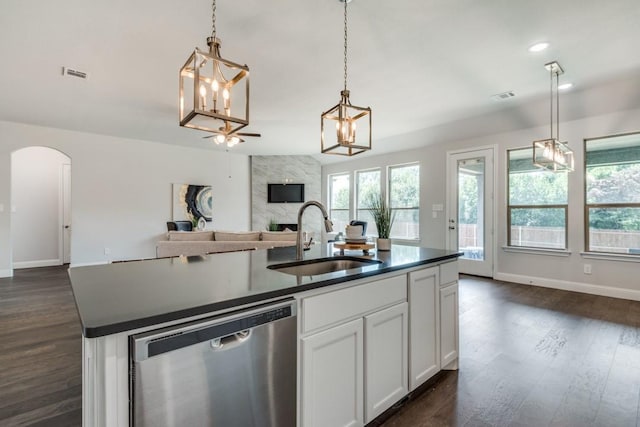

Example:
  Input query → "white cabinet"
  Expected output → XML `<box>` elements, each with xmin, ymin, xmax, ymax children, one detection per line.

<box><xmin>408</xmin><ymin>266</ymin><xmax>440</xmax><ymax>391</ymax></box>
<box><xmin>364</xmin><ymin>302</ymin><xmax>408</xmax><ymax>422</ymax></box>
<box><xmin>301</xmin><ymin>318</ymin><xmax>364</xmax><ymax>427</ymax></box>
<box><xmin>440</xmin><ymin>281</ymin><xmax>459</xmax><ymax>369</ymax></box>
<box><xmin>299</xmin><ymin>261</ymin><xmax>459</xmax><ymax>427</ymax></box>
<box><xmin>299</xmin><ymin>274</ymin><xmax>408</xmax><ymax>427</ymax></box>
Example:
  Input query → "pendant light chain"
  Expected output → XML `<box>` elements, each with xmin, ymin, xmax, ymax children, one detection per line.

<box><xmin>550</xmin><ymin>65</ymin><xmax>553</xmax><ymax>140</ymax></box>
<box><xmin>343</xmin><ymin>0</ymin><xmax>348</xmax><ymax>92</ymax></box>
<box><xmin>548</xmin><ymin>65</ymin><xmax>561</xmax><ymax>140</ymax></box>
<box><xmin>556</xmin><ymin>69</ymin><xmax>560</xmax><ymax>141</ymax></box>
<box><xmin>211</xmin><ymin>0</ymin><xmax>217</xmax><ymax>40</ymax></box>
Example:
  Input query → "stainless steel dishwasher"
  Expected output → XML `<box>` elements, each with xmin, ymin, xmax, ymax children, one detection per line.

<box><xmin>129</xmin><ymin>299</ymin><xmax>297</xmax><ymax>427</ymax></box>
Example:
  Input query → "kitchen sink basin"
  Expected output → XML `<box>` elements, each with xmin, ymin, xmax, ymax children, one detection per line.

<box><xmin>268</xmin><ymin>257</ymin><xmax>382</xmax><ymax>276</ymax></box>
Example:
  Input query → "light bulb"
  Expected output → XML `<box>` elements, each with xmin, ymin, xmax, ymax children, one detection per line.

<box><xmin>231</xmin><ymin>136</ymin><xmax>240</xmax><ymax>144</ymax></box>
<box><xmin>211</xmin><ymin>79</ymin><xmax>219</xmax><ymax>92</ymax></box>
<box><xmin>199</xmin><ymin>85</ymin><xmax>207</xmax><ymax>109</ymax></box>
<box><xmin>222</xmin><ymin>87</ymin><xmax>230</xmax><ymax>113</ymax></box>
<box><xmin>215</xmin><ymin>134</ymin><xmax>225</xmax><ymax>144</ymax></box>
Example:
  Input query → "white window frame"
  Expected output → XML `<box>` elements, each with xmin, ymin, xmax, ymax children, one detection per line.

<box><xmin>327</xmin><ymin>172</ymin><xmax>351</xmax><ymax>233</ymax></box>
<box><xmin>355</xmin><ymin>168</ymin><xmax>381</xmax><ymax>236</ymax></box>
<box><xmin>507</xmin><ymin>147</ymin><xmax>568</xmax><ymax>250</ymax></box>
<box><xmin>584</xmin><ymin>132</ymin><xmax>640</xmax><ymax>255</ymax></box>
<box><xmin>388</xmin><ymin>162</ymin><xmax>420</xmax><ymax>240</ymax></box>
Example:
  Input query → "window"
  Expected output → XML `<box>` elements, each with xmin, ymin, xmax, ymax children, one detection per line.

<box><xmin>328</xmin><ymin>173</ymin><xmax>350</xmax><ymax>233</ymax></box>
<box><xmin>356</xmin><ymin>169</ymin><xmax>381</xmax><ymax>236</ymax></box>
<box><xmin>585</xmin><ymin>133</ymin><xmax>640</xmax><ymax>254</ymax></box>
<box><xmin>389</xmin><ymin>163</ymin><xmax>419</xmax><ymax>239</ymax></box>
<box><xmin>508</xmin><ymin>148</ymin><xmax>568</xmax><ymax>249</ymax></box>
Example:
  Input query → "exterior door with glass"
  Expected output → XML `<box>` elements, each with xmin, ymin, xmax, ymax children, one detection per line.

<box><xmin>446</xmin><ymin>148</ymin><xmax>495</xmax><ymax>277</ymax></box>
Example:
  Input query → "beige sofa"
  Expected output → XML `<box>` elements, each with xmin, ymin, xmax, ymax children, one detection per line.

<box><xmin>156</xmin><ymin>230</ymin><xmax>297</xmax><ymax>258</ymax></box>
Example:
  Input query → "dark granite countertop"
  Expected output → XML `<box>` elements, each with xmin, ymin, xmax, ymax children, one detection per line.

<box><xmin>69</xmin><ymin>244</ymin><xmax>461</xmax><ymax>338</ymax></box>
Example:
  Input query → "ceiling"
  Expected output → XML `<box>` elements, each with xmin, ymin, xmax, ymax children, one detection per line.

<box><xmin>1</xmin><ymin>0</ymin><xmax>639</xmax><ymax>164</ymax></box>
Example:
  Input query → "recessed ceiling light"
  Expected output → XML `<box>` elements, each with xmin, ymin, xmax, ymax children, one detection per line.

<box><xmin>558</xmin><ymin>83</ymin><xmax>573</xmax><ymax>90</ymax></box>
<box><xmin>528</xmin><ymin>42</ymin><xmax>549</xmax><ymax>53</ymax></box>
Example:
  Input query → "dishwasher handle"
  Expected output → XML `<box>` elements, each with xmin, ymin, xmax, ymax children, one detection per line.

<box><xmin>131</xmin><ymin>299</ymin><xmax>296</xmax><ymax>362</ymax></box>
<box><xmin>210</xmin><ymin>329</ymin><xmax>251</xmax><ymax>351</ymax></box>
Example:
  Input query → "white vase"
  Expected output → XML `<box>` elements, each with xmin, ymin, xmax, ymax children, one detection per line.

<box><xmin>376</xmin><ymin>238</ymin><xmax>391</xmax><ymax>251</ymax></box>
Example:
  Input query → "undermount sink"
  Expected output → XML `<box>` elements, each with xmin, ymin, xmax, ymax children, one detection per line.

<box><xmin>268</xmin><ymin>256</ymin><xmax>382</xmax><ymax>276</ymax></box>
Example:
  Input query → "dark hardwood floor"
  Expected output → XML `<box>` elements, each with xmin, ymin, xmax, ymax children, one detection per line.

<box><xmin>0</xmin><ymin>266</ymin><xmax>82</xmax><ymax>426</ymax></box>
<box><xmin>381</xmin><ymin>275</ymin><xmax>640</xmax><ymax>427</ymax></box>
<box><xmin>1</xmin><ymin>268</ymin><xmax>640</xmax><ymax>426</ymax></box>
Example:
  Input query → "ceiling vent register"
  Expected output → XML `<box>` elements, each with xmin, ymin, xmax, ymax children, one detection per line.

<box><xmin>491</xmin><ymin>91</ymin><xmax>515</xmax><ymax>101</ymax></box>
<box><xmin>62</xmin><ymin>67</ymin><xmax>88</xmax><ymax>80</ymax></box>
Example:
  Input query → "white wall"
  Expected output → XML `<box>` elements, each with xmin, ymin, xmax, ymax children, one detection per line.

<box><xmin>11</xmin><ymin>147</ymin><xmax>70</xmax><ymax>267</ymax></box>
<box><xmin>0</xmin><ymin>120</ymin><xmax>251</xmax><ymax>275</ymax></box>
<box><xmin>323</xmin><ymin>107</ymin><xmax>640</xmax><ymax>300</ymax></box>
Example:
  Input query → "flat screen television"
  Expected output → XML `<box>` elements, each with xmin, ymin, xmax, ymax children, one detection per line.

<box><xmin>268</xmin><ymin>183</ymin><xmax>305</xmax><ymax>203</ymax></box>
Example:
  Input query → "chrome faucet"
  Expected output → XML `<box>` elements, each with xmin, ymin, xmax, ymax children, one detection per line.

<box><xmin>296</xmin><ymin>201</ymin><xmax>333</xmax><ymax>260</ymax></box>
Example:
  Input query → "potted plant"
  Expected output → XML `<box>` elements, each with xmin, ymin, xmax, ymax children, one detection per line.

<box><xmin>267</xmin><ymin>218</ymin><xmax>279</xmax><ymax>231</ymax></box>
<box><xmin>367</xmin><ymin>194</ymin><xmax>395</xmax><ymax>251</ymax></box>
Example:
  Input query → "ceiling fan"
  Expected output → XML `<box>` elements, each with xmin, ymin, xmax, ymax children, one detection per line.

<box><xmin>202</xmin><ymin>125</ymin><xmax>261</xmax><ymax>147</ymax></box>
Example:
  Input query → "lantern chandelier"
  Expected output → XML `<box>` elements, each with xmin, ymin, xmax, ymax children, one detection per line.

<box><xmin>179</xmin><ymin>0</ymin><xmax>259</xmax><ymax>147</ymax></box>
<box><xmin>321</xmin><ymin>0</ymin><xmax>372</xmax><ymax>156</ymax></box>
<box><xmin>533</xmin><ymin>61</ymin><xmax>574</xmax><ymax>172</ymax></box>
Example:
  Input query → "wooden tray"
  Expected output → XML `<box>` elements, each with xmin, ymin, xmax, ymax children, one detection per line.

<box><xmin>333</xmin><ymin>242</ymin><xmax>375</xmax><ymax>255</ymax></box>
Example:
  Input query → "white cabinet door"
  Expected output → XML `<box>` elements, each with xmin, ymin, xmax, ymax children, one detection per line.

<box><xmin>364</xmin><ymin>302</ymin><xmax>408</xmax><ymax>423</ymax></box>
<box><xmin>301</xmin><ymin>318</ymin><xmax>364</xmax><ymax>427</ymax></box>
<box><xmin>440</xmin><ymin>282</ymin><xmax>459</xmax><ymax>369</ymax></box>
<box><xmin>408</xmin><ymin>267</ymin><xmax>440</xmax><ymax>391</ymax></box>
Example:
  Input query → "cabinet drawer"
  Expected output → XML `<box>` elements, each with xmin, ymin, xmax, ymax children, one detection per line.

<box><xmin>301</xmin><ymin>275</ymin><xmax>407</xmax><ymax>334</ymax></box>
<box><xmin>440</xmin><ymin>261</ymin><xmax>458</xmax><ymax>285</ymax></box>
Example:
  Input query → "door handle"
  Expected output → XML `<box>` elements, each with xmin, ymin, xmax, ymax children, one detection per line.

<box><xmin>449</xmin><ymin>226</ymin><xmax>456</xmax><ymax>230</ymax></box>
<box><xmin>64</xmin><ymin>225</ymin><xmax>70</xmax><ymax>229</ymax></box>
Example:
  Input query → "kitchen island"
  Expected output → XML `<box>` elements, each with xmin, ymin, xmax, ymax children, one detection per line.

<box><xmin>69</xmin><ymin>244</ymin><xmax>461</xmax><ymax>426</ymax></box>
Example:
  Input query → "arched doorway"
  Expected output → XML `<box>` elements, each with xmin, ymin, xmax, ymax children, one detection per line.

<box><xmin>11</xmin><ymin>146</ymin><xmax>72</xmax><ymax>269</ymax></box>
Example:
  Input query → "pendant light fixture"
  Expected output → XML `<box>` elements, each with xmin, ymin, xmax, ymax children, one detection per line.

<box><xmin>321</xmin><ymin>0</ymin><xmax>372</xmax><ymax>156</ymax></box>
<box><xmin>179</xmin><ymin>0</ymin><xmax>250</xmax><ymax>136</ymax></box>
<box><xmin>533</xmin><ymin>61</ymin><xmax>574</xmax><ymax>172</ymax></box>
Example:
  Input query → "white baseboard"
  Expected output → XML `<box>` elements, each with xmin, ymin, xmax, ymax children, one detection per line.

<box><xmin>69</xmin><ymin>261</ymin><xmax>110</xmax><ymax>268</ymax></box>
<box><xmin>495</xmin><ymin>272</ymin><xmax>640</xmax><ymax>302</ymax></box>
<box><xmin>13</xmin><ymin>259</ymin><xmax>61</xmax><ymax>269</ymax></box>
<box><xmin>0</xmin><ymin>269</ymin><xmax>13</xmax><ymax>278</ymax></box>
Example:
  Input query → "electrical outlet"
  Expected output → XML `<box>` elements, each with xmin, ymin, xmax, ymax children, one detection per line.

<box><xmin>583</xmin><ymin>264</ymin><xmax>592</xmax><ymax>275</ymax></box>
<box><xmin>104</xmin><ymin>247</ymin><xmax>111</xmax><ymax>255</ymax></box>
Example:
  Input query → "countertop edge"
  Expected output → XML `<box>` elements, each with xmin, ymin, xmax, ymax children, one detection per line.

<box><xmin>81</xmin><ymin>252</ymin><xmax>461</xmax><ymax>338</ymax></box>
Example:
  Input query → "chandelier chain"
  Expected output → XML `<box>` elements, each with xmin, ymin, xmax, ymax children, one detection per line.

<box><xmin>211</xmin><ymin>0</ymin><xmax>217</xmax><ymax>40</ymax></box>
<box><xmin>550</xmin><ymin>65</ymin><xmax>553</xmax><ymax>140</ymax></box>
<box><xmin>556</xmin><ymin>70</ymin><xmax>560</xmax><ymax>140</ymax></box>
<box><xmin>343</xmin><ymin>0</ymin><xmax>348</xmax><ymax>91</ymax></box>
